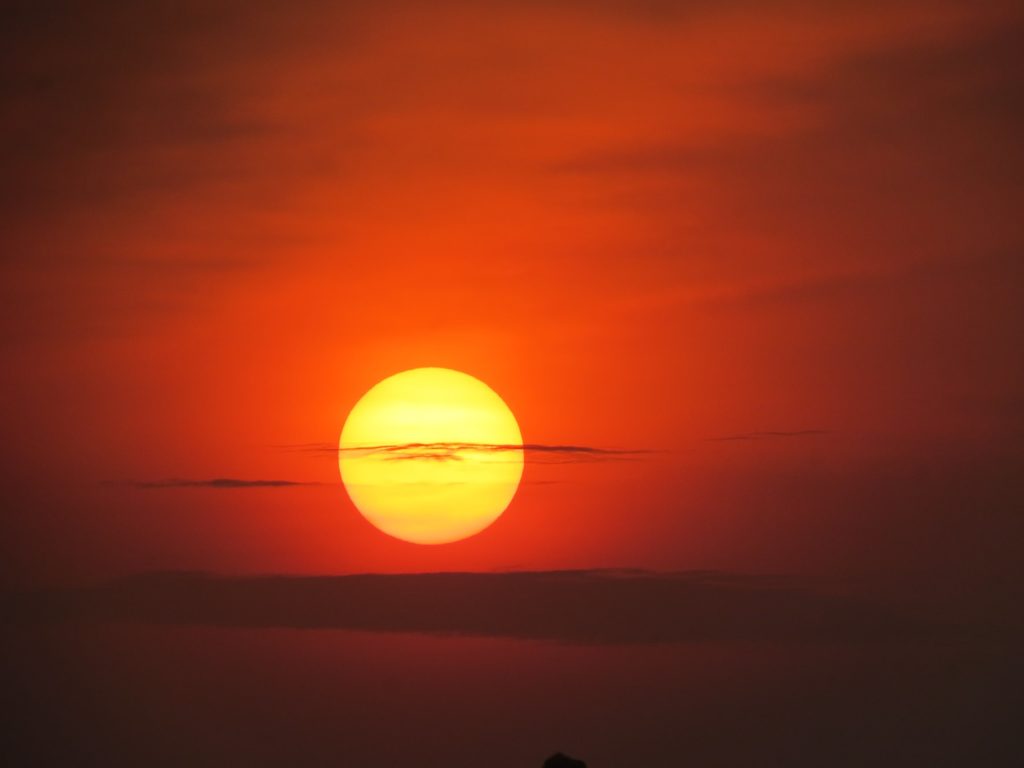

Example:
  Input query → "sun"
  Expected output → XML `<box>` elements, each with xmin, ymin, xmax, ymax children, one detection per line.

<box><xmin>339</xmin><ymin>368</ymin><xmax>524</xmax><ymax>544</ymax></box>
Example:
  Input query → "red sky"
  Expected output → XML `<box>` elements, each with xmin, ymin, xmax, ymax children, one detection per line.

<box><xmin>2</xmin><ymin>0</ymin><xmax>1022</xmax><ymax>587</ymax></box>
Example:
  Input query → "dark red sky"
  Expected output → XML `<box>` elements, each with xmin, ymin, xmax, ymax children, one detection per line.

<box><xmin>1</xmin><ymin>0</ymin><xmax>1022</xmax><ymax>587</ymax></box>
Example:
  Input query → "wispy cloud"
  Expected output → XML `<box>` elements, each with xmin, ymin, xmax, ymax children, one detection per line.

<box><xmin>284</xmin><ymin>442</ymin><xmax>652</xmax><ymax>464</ymax></box>
<box><xmin>111</xmin><ymin>433</ymin><xmax>821</xmax><ymax>490</ymax></box>
<box><xmin>13</xmin><ymin>569</ymin><xmax>978</xmax><ymax>645</ymax></box>
<box><xmin>706</xmin><ymin>430</ymin><xmax>830</xmax><ymax>442</ymax></box>
<box><xmin>109</xmin><ymin>478</ymin><xmax>320</xmax><ymax>489</ymax></box>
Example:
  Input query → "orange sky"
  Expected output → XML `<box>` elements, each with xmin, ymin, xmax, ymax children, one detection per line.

<box><xmin>2</xmin><ymin>0</ymin><xmax>1022</xmax><ymax>586</ymax></box>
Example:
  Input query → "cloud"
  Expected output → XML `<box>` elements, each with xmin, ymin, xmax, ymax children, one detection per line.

<box><xmin>706</xmin><ymin>430</ymin><xmax>830</xmax><ymax>442</ymax></box>
<box><xmin>13</xmin><ymin>569</ymin><xmax>997</xmax><ymax>645</ymax></box>
<box><xmin>113</xmin><ymin>435</ymin><xmax>829</xmax><ymax>490</ymax></box>
<box><xmin>110</xmin><ymin>478</ymin><xmax>320</xmax><ymax>489</ymax></box>
<box><xmin>105</xmin><ymin>445</ymin><xmax>648</xmax><ymax>492</ymax></box>
<box><xmin>286</xmin><ymin>442</ymin><xmax>652</xmax><ymax>464</ymax></box>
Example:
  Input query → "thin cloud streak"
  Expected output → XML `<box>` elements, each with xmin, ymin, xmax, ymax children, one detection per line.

<box><xmin>111</xmin><ymin>434</ymin><xmax>820</xmax><ymax>489</ymax></box>
<box><xmin>11</xmin><ymin>569</ymin><xmax>1000</xmax><ymax>646</ymax></box>
<box><xmin>284</xmin><ymin>442</ymin><xmax>653</xmax><ymax>463</ymax></box>
<box><xmin>109</xmin><ymin>478</ymin><xmax>321</xmax><ymax>489</ymax></box>
<box><xmin>706</xmin><ymin>430</ymin><xmax>831</xmax><ymax>442</ymax></box>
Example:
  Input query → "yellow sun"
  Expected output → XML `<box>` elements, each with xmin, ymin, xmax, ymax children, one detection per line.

<box><xmin>339</xmin><ymin>368</ymin><xmax>524</xmax><ymax>544</ymax></box>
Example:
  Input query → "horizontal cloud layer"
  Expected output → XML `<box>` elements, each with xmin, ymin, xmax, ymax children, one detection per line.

<box><xmin>291</xmin><ymin>442</ymin><xmax>652</xmax><ymax>463</ymax></box>
<box><xmin>13</xmin><ymin>569</ymin><xmax>1016</xmax><ymax>645</ymax></box>
<box><xmin>110</xmin><ymin>478</ymin><xmax>319</xmax><ymax>489</ymax></box>
<box><xmin>706</xmin><ymin>430</ymin><xmax>831</xmax><ymax>442</ymax></box>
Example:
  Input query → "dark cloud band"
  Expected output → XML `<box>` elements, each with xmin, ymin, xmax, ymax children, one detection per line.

<box><xmin>288</xmin><ymin>442</ymin><xmax>652</xmax><ymax>463</ymax></box>
<box><xmin>109</xmin><ymin>478</ymin><xmax>319</xmax><ymax>489</ymax></box>
<box><xmin>11</xmin><ymin>569</ymin><xmax>984</xmax><ymax>646</ymax></box>
<box><xmin>706</xmin><ymin>430</ymin><xmax>830</xmax><ymax>442</ymax></box>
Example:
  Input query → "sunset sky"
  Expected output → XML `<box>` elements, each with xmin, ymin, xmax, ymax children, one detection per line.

<box><xmin>4</xmin><ymin>0</ymin><xmax>1021</xmax><ymax>588</ymax></box>
<box><xmin>3</xmin><ymin>2</ymin><xmax>1023</xmax><ymax>765</ymax></box>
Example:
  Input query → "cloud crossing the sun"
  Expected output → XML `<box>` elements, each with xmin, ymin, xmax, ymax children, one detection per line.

<box><xmin>111</xmin><ymin>433</ymin><xmax>829</xmax><ymax>490</ymax></box>
<box><xmin>285</xmin><ymin>442</ymin><xmax>653</xmax><ymax>463</ymax></box>
<box><xmin>107</xmin><ymin>432</ymin><xmax>832</xmax><ymax>490</ymax></box>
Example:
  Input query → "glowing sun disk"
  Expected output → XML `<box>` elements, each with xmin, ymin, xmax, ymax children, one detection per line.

<box><xmin>339</xmin><ymin>368</ymin><xmax>524</xmax><ymax>544</ymax></box>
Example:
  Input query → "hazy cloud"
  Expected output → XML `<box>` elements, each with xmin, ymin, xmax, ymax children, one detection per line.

<box><xmin>110</xmin><ymin>478</ymin><xmax>319</xmax><ymax>489</ymax></box>
<box><xmin>287</xmin><ymin>442</ymin><xmax>652</xmax><ymax>463</ymax></box>
<box><xmin>12</xmin><ymin>569</ymin><xmax>1005</xmax><ymax>645</ymax></box>
<box><xmin>706</xmin><ymin>430</ymin><xmax>830</xmax><ymax>442</ymax></box>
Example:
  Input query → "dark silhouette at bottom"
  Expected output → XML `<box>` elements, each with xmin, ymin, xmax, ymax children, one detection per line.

<box><xmin>544</xmin><ymin>753</ymin><xmax>587</xmax><ymax>768</ymax></box>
